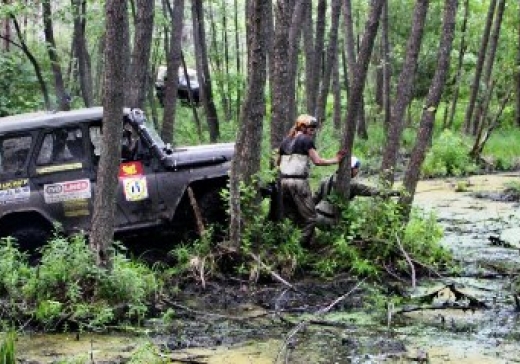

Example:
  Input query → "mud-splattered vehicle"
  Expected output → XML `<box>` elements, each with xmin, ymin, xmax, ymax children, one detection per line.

<box><xmin>0</xmin><ymin>107</ymin><xmax>233</xmax><ymax>248</ymax></box>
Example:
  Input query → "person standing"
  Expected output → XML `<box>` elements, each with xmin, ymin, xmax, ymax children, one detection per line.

<box><xmin>277</xmin><ymin>114</ymin><xmax>345</xmax><ymax>246</ymax></box>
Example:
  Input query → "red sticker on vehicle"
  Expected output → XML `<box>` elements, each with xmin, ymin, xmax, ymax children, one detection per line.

<box><xmin>119</xmin><ymin>161</ymin><xmax>143</xmax><ymax>177</ymax></box>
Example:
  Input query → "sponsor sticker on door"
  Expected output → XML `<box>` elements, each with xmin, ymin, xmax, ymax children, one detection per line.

<box><xmin>44</xmin><ymin>179</ymin><xmax>91</xmax><ymax>204</ymax></box>
<box><xmin>0</xmin><ymin>179</ymin><xmax>30</xmax><ymax>205</ymax></box>
<box><xmin>122</xmin><ymin>176</ymin><xmax>149</xmax><ymax>201</ymax></box>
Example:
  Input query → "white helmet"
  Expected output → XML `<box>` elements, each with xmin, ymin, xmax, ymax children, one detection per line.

<box><xmin>351</xmin><ymin>156</ymin><xmax>360</xmax><ymax>169</ymax></box>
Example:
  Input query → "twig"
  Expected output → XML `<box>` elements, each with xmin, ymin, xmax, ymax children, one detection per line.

<box><xmin>248</xmin><ymin>252</ymin><xmax>301</xmax><ymax>293</ymax></box>
<box><xmin>275</xmin><ymin>278</ymin><xmax>366</xmax><ymax>364</ymax></box>
<box><xmin>395</xmin><ymin>233</ymin><xmax>416</xmax><ymax>289</ymax></box>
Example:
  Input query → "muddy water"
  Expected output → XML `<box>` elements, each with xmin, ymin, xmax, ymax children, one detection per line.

<box><xmin>14</xmin><ymin>173</ymin><xmax>520</xmax><ymax>363</ymax></box>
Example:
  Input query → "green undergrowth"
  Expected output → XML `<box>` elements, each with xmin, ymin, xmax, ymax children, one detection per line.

<box><xmin>0</xmin><ymin>234</ymin><xmax>160</xmax><ymax>332</ymax></box>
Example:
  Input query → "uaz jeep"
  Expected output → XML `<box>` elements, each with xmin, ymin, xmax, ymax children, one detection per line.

<box><xmin>0</xmin><ymin>107</ymin><xmax>233</xmax><ymax>248</ymax></box>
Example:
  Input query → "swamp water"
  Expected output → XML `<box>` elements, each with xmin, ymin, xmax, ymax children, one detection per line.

<box><xmin>15</xmin><ymin>173</ymin><xmax>520</xmax><ymax>363</ymax></box>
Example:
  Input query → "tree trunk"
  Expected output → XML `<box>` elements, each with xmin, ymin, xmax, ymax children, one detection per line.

<box><xmin>306</xmin><ymin>0</ymin><xmax>327</xmax><ymax>117</ymax></box>
<box><xmin>472</xmin><ymin>0</ymin><xmax>505</xmax><ymax>135</ymax></box>
<box><xmin>343</xmin><ymin>0</ymin><xmax>367</xmax><ymax>140</ymax></box>
<box><xmin>90</xmin><ymin>0</ymin><xmax>129</xmax><ymax>269</ymax></box>
<box><xmin>315</xmin><ymin>0</ymin><xmax>342</xmax><ymax>125</ymax></box>
<box><xmin>229</xmin><ymin>0</ymin><xmax>269</xmax><ymax>248</ymax></box>
<box><xmin>303</xmin><ymin>3</ymin><xmax>315</xmax><ymax>115</ymax></box>
<box><xmin>400</xmin><ymin>0</ymin><xmax>458</xmax><ymax>220</ymax></box>
<box><xmin>126</xmin><ymin>0</ymin><xmax>154</xmax><ymax>109</ymax></box>
<box><xmin>446</xmin><ymin>0</ymin><xmax>469</xmax><ymax>129</ymax></box>
<box><xmin>462</xmin><ymin>0</ymin><xmax>497</xmax><ymax>134</ymax></box>
<box><xmin>269</xmin><ymin>0</ymin><xmax>296</xmax><ymax>150</ymax></box>
<box><xmin>286</xmin><ymin>0</ymin><xmax>308</xmax><ymax>124</ymax></box>
<box><xmin>1</xmin><ymin>0</ymin><xmax>10</xmax><ymax>52</ymax></box>
<box><xmin>380</xmin><ymin>0</ymin><xmax>430</xmax><ymax>186</ymax></box>
<box><xmin>381</xmin><ymin>0</ymin><xmax>391</xmax><ymax>129</ymax></box>
<box><xmin>517</xmin><ymin>0</ymin><xmax>520</xmax><ymax>128</ymax></box>
<box><xmin>192</xmin><ymin>0</ymin><xmax>220</xmax><ymax>142</ymax></box>
<box><xmin>332</xmin><ymin>47</ymin><xmax>342</xmax><ymax>130</ymax></box>
<box><xmin>161</xmin><ymin>0</ymin><xmax>184</xmax><ymax>144</ymax></box>
<box><xmin>42</xmin><ymin>0</ymin><xmax>70</xmax><ymax>111</ymax></box>
<box><xmin>336</xmin><ymin>0</ymin><xmax>385</xmax><ymax>199</ymax></box>
<box><xmin>72</xmin><ymin>0</ymin><xmax>94</xmax><ymax>107</ymax></box>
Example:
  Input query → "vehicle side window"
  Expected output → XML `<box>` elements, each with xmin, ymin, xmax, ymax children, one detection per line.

<box><xmin>0</xmin><ymin>135</ymin><xmax>32</xmax><ymax>175</ymax></box>
<box><xmin>36</xmin><ymin>128</ymin><xmax>83</xmax><ymax>165</ymax></box>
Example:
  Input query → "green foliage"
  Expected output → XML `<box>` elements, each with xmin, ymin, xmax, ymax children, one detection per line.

<box><xmin>482</xmin><ymin>128</ymin><xmax>520</xmax><ymax>170</ymax></box>
<box><xmin>312</xmin><ymin>195</ymin><xmax>452</xmax><ymax>278</ymax></box>
<box><xmin>0</xmin><ymin>237</ymin><xmax>31</xmax><ymax>300</ymax></box>
<box><xmin>0</xmin><ymin>52</ymin><xmax>44</xmax><ymax>116</ymax></box>
<box><xmin>0</xmin><ymin>331</ymin><xmax>16</xmax><ymax>364</ymax></box>
<box><xmin>0</xmin><ymin>234</ymin><xmax>160</xmax><ymax>331</ymax></box>
<box><xmin>128</xmin><ymin>342</ymin><xmax>168</xmax><ymax>364</ymax></box>
<box><xmin>422</xmin><ymin>129</ymin><xmax>477</xmax><ymax>177</ymax></box>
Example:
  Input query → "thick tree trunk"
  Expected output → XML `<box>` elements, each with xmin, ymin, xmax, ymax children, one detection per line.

<box><xmin>161</xmin><ymin>0</ymin><xmax>184</xmax><ymax>144</ymax></box>
<box><xmin>270</xmin><ymin>0</ymin><xmax>296</xmax><ymax>150</ymax></box>
<box><xmin>303</xmin><ymin>3</ymin><xmax>315</xmax><ymax>115</ymax></box>
<box><xmin>90</xmin><ymin>0</ymin><xmax>129</xmax><ymax>269</ymax></box>
<box><xmin>229</xmin><ymin>0</ymin><xmax>269</xmax><ymax>248</ymax></box>
<box><xmin>126</xmin><ymin>0</ymin><xmax>154</xmax><ymax>109</ymax></box>
<box><xmin>336</xmin><ymin>0</ymin><xmax>384</xmax><ymax>199</ymax></box>
<box><xmin>380</xmin><ymin>0</ymin><xmax>430</xmax><ymax>186</ymax></box>
<box><xmin>193</xmin><ymin>0</ymin><xmax>220</xmax><ymax>142</ymax></box>
<box><xmin>400</xmin><ymin>0</ymin><xmax>458</xmax><ymax>220</ymax></box>
<box><xmin>42</xmin><ymin>0</ymin><xmax>70</xmax><ymax>111</ymax></box>
<box><xmin>463</xmin><ymin>0</ymin><xmax>497</xmax><ymax>134</ymax></box>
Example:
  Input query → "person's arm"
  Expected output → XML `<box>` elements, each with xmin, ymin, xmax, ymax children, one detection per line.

<box><xmin>308</xmin><ymin>148</ymin><xmax>345</xmax><ymax>166</ymax></box>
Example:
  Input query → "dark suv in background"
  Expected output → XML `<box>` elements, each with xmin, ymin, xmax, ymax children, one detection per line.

<box><xmin>155</xmin><ymin>66</ymin><xmax>201</xmax><ymax>107</ymax></box>
<box><xmin>0</xmin><ymin>107</ymin><xmax>233</xmax><ymax>248</ymax></box>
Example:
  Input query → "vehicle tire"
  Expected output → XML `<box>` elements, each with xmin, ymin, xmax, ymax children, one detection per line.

<box><xmin>3</xmin><ymin>220</ymin><xmax>51</xmax><ymax>252</ymax></box>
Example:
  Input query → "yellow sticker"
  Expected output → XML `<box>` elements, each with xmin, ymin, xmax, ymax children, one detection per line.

<box><xmin>36</xmin><ymin>163</ymin><xmax>83</xmax><ymax>175</ymax></box>
<box><xmin>122</xmin><ymin>176</ymin><xmax>149</xmax><ymax>201</ymax></box>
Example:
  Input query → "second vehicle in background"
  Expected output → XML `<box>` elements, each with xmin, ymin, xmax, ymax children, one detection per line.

<box><xmin>155</xmin><ymin>66</ymin><xmax>201</xmax><ymax>107</ymax></box>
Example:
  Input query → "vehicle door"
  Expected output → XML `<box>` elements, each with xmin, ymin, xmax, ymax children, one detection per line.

<box><xmin>88</xmin><ymin>122</ymin><xmax>161</xmax><ymax>231</ymax></box>
<box><xmin>28</xmin><ymin>126</ymin><xmax>92</xmax><ymax>233</ymax></box>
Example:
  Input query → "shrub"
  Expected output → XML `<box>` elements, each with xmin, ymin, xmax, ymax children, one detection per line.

<box><xmin>422</xmin><ymin>129</ymin><xmax>477</xmax><ymax>177</ymax></box>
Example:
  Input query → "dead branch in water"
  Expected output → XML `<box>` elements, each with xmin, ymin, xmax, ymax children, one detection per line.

<box><xmin>275</xmin><ymin>278</ymin><xmax>366</xmax><ymax>364</ymax></box>
<box><xmin>395</xmin><ymin>233</ymin><xmax>416</xmax><ymax>289</ymax></box>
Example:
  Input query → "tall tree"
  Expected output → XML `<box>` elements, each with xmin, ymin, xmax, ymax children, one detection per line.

<box><xmin>381</xmin><ymin>0</ymin><xmax>391</xmax><ymax>128</ymax></box>
<box><xmin>71</xmin><ymin>0</ymin><xmax>94</xmax><ymax>107</ymax></box>
<box><xmin>270</xmin><ymin>0</ymin><xmax>297</xmax><ymax>151</ymax></box>
<box><xmin>380</xmin><ymin>0</ymin><xmax>430</xmax><ymax>186</ymax></box>
<box><xmin>229</xmin><ymin>0</ymin><xmax>269</xmax><ymax>248</ymax></box>
<box><xmin>90</xmin><ymin>0</ymin><xmax>129</xmax><ymax>269</ymax></box>
<box><xmin>462</xmin><ymin>0</ymin><xmax>497</xmax><ymax>133</ymax></box>
<box><xmin>161</xmin><ymin>0</ymin><xmax>184</xmax><ymax>144</ymax></box>
<box><xmin>42</xmin><ymin>0</ymin><xmax>70</xmax><ymax>111</ymax></box>
<box><xmin>517</xmin><ymin>0</ymin><xmax>520</xmax><ymax>128</ymax></box>
<box><xmin>471</xmin><ymin>0</ymin><xmax>505</xmax><ymax>135</ymax></box>
<box><xmin>399</xmin><ymin>0</ymin><xmax>458</xmax><ymax>220</ymax></box>
<box><xmin>336</xmin><ymin>0</ymin><xmax>385</xmax><ymax>198</ymax></box>
<box><xmin>446</xmin><ymin>0</ymin><xmax>469</xmax><ymax>128</ymax></box>
<box><xmin>126</xmin><ymin>0</ymin><xmax>154</xmax><ymax>108</ymax></box>
<box><xmin>192</xmin><ymin>0</ymin><xmax>220</xmax><ymax>142</ymax></box>
<box><xmin>315</xmin><ymin>0</ymin><xmax>342</xmax><ymax>125</ymax></box>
